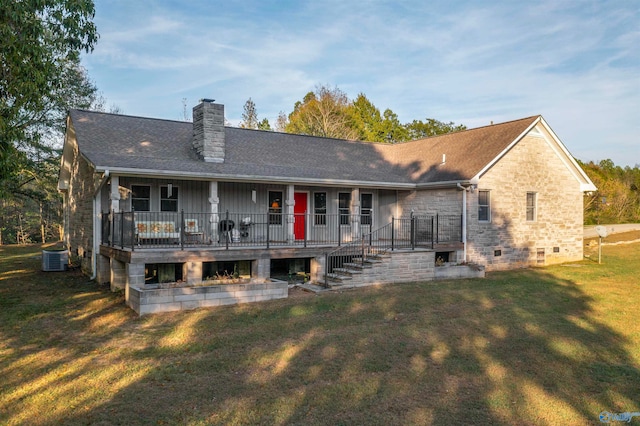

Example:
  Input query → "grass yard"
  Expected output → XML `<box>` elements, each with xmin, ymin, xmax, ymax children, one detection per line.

<box><xmin>1</xmin><ymin>236</ymin><xmax>639</xmax><ymax>425</ymax></box>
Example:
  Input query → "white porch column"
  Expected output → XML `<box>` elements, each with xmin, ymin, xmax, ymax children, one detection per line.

<box><xmin>286</xmin><ymin>184</ymin><xmax>295</xmax><ymax>243</ymax></box>
<box><xmin>209</xmin><ymin>181</ymin><xmax>219</xmax><ymax>242</ymax></box>
<box><xmin>110</xmin><ymin>175</ymin><xmax>120</xmax><ymax>213</ymax></box>
<box><xmin>351</xmin><ymin>187</ymin><xmax>360</xmax><ymax>241</ymax></box>
<box><xmin>462</xmin><ymin>187</ymin><xmax>468</xmax><ymax>263</ymax></box>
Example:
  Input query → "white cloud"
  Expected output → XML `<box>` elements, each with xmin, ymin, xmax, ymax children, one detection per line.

<box><xmin>83</xmin><ymin>0</ymin><xmax>640</xmax><ymax>166</ymax></box>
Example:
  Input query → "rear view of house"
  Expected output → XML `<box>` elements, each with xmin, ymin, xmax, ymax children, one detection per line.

<box><xmin>58</xmin><ymin>100</ymin><xmax>595</xmax><ymax>314</ymax></box>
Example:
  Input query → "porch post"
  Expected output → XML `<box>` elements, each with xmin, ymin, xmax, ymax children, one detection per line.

<box><xmin>208</xmin><ymin>181</ymin><xmax>219</xmax><ymax>243</ymax></box>
<box><xmin>351</xmin><ymin>187</ymin><xmax>360</xmax><ymax>241</ymax></box>
<box><xmin>110</xmin><ymin>175</ymin><xmax>120</xmax><ymax>213</ymax></box>
<box><xmin>286</xmin><ymin>184</ymin><xmax>295</xmax><ymax>243</ymax></box>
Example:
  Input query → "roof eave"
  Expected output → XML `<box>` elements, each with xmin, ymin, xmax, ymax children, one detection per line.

<box><xmin>415</xmin><ymin>179</ymin><xmax>472</xmax><ymax>189</ymax></box>
<box><xmin>536</xmin><ymin>117</ymin><xmax>598</xmax><ymax>192</ymax></box>
<box><xmin>471</xmin><ymin>116</ymin><xmax>541</xmax><ymax>181</ymax></box>
<box><xmin>94</xmin><ymin>166</ymin><xmax>417</xmax><ymax>189</ymax></box>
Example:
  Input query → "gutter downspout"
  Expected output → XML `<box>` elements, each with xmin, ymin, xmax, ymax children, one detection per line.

<box><xmin>457</xmin><ymin>183</ymin><xmax>469</xmax><ymax>263</ymax></box>
<box><xmin>91</xmin><ymin>170</ymin><xmax>110</xmax><ymax>280</ymax></box>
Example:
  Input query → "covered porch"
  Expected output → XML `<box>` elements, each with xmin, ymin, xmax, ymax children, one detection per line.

<box><xmin>100</xmin><ymin>210</ymin><xmax>463</xmax><ymax>252</ymax></box>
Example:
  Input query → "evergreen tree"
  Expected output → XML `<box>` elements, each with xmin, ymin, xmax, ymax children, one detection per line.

<box><xmin>239</xmin><ymin>98</ymin><xmax>259</xmax><ymax>129</ymax></box>
<box><xmin>257</xmin><ymin>118</ymin><xmax>272</xmax><ymax>131</ymax></box>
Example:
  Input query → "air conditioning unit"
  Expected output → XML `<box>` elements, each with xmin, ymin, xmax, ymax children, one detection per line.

<box><xmin>42</xmin><ymin>250</ymin><xmax>69</xmax><ymax>272</ymax></box>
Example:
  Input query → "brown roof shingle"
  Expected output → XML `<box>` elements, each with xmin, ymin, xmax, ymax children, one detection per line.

<box><xmin>68</xmin><ymin>109</ymin><xmax>539</xmax><ymax>187</ymax></box>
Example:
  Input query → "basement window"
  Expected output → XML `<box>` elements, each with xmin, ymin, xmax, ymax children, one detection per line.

<box><xmin>270</xmin><ymin>258</ymin><xmax>310</xmax><ymax>283</ymax></box>
<box><xmin>145</xmin><ymin>263</ymin><xmax>184</xmax><ymax>284</ymax></box>
<box><xmin>202</xmin><ymin>261</ymin><xmax>251</xmax><ymax>280</ymax></box>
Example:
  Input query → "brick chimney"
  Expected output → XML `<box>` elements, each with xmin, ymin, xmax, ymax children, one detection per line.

<box><xmin>192</xmin><ymin>99</ymin><xmax>225</xmax><ymax>163</ymax></box>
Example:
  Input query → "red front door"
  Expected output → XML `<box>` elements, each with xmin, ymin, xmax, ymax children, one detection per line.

<box><xmin>294</xmin><ymin>192</ymin><xmax>307</xmax><ymax>240</ymax></box>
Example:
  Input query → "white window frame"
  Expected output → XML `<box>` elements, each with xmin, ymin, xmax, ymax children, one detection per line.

<box><xmin>360</xmin><ymin>193</ymin><xmax>373</xmax><ymax>226</ymax></box>
<box><xmin>313</xmin><ymin>192</ymin><xmax>327</xmax><ymax>226</ymax></box>
<box><xmin>131</xmin><ymin>184</ymin><xmax>151</xmax><ymax>212</ymax></box>
<box><xmin>526</xmin><ymin>192</ymin><xmax>537</xmax><ymax>222</ymax></box>
<box><xmin>268</xmin><ymin>190</ymin><xmax>283</xmax><ymax>225</ymax></box>
<box><xmin>478</xmin><ymin>190</ymin><xmax>490</xmax><ymax>222</ymax></box>
<box><xmin>338</xmin><ymin>192</ymin><xmax>351</xmax><ymax>225</ymax></box>
<box><xmin>160</xmin><ymin>185</ymin><xmax>179</xmax><ymax>212</ymax></box>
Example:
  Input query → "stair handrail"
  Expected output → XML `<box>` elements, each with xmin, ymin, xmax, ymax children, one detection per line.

<box><xmin>324</xmin><ymin>221</ymin><xmax>394</xmax><ymax>287</ymax></box>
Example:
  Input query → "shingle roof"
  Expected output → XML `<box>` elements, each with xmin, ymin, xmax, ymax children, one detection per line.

<box><xmin>388</xmin><ymin>116</ymin><xmax>540</xmax><ymax>183</ymax></box>
<box><xmin>68</xmin><ymin>109</ymin><xmax>539</xmax><ymax>187</ymax></box>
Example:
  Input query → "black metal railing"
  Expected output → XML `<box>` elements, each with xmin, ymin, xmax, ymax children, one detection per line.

<box><xmin>100</xmin><ymin>210</ymin><xmax>461</xmax><ymax>254</ymax></box>
<box><xmin>323</xmin><ymin>214</ymin><xmax>462</xmax><ymax>287</ymax></box>
<box><xmin>100</xmin><ymin>210</ymin><xmax>377</xmax><ymax>250</ymax></box>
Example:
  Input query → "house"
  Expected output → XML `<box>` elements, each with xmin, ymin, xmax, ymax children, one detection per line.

<box><xmin>58</xmin><ymin>100</ymin><xmax>596</xmax><ymax>314</ymax></box>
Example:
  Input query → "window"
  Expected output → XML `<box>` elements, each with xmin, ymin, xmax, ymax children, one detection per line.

<box><xmin>314</xmin><ymin>192</ymin><xmax>327</xmax><ymax>225</ymax></box>
<box><xmin>361</xmin><ymin>193</ymin><xmax>373</xmax><ymax>225</ymax></box>
<box><xmin>526</xmin><ymin>192</ymin><xmax>537</xmax><ymax>221</ymax></box>
<box><xmin>131</xmin><ymin>185</ymin><xmax>150</xmax><ymax>211</ymax></box>
<box><xmin>269</xmin><ymin>191</ymin><xmax>283</xmax><ymax>225</ymax></box>
<box><xmin>478</xmin><ymin>190</ymin><xmax>490</xmax><ymax>222</ymax></box>
<box><xmin>160</xmin><ymin>185</ymin><xmax>178</xmax><ymax>212</ymax></box>
<box><xmin>338</xmin><ymin>192</ymin><xmax>351</xmax><ymax>225</ymax></box>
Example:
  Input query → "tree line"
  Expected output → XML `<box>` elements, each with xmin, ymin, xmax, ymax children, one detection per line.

<box><xmin>242</xmin><ymin>90</ymin><xmax>640</xmax><ymax>226</ymax></box>
<box><xmin>1</xmin><ymin>2</ymin><xmax>636</xmax><ymax>245</ymax></box>
<box><xmin>580</xmin><ymin>160</ymin><xmax>640</xmax><ymax>225</ymax></box>
<box><xmin>0</xmin><ymin>1</ymin><xmax>113</xmax><ymax>245</ymax></box>
<box><xmin>239</xmin><ymin>85</ymin><xmax>467</xmax><ymax>142</ymax></box>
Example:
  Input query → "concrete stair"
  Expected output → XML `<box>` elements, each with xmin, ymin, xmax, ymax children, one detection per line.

<box><xmin>320</xmin><ymin>254</ymin><xmax>390</xmax><ymax>289</ymax></box>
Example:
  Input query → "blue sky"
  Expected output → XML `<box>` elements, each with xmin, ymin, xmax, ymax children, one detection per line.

<box><xmin>82</xmin><ymin>0</ymin><xmax>639</xmax><ymax>167</ymax></box>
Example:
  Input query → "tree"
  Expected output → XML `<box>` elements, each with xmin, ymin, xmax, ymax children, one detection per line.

<box><xmin>285</xmin><ymin>85</ymin><xmax>359</xmax><ymax>140</ymax></box>
<box><xmin>0</xmin><ymin>1</ymin><xmax>99</xmax><ymax>243</ymax></box>
<box><xmin>1</xmin><ymin>0</ymin><xmax>98</xmax><ymax>197</ymax></box>
<box><xmin>257</xmin><ymin>118</ymin><xmax>272</xmax><ymax>131</ymax></box>
<box><xmin>349</xmin><ymin>93</ymin><xmax>385</xmax><ymax>142</ymax></box>
<box><xmin>380</xmin><ymin>108</ymin><xmax>409</xmax><ymax>143</ymax></box>
<box><xmin>405</xmin><ymin>118</ymin><xmax>467</xmax><ymax>140</ymax></box>
<box><xmin>580</xmin><ymin>159</ymin><xmax>640</xmax><ymax>224</ymax></box>
<box><xmin>239</xmin><ymin>98</ymin><xmax>258</xmax><ymax>129</ymax></box>
<box><xmin>275</xmin><ymin>111</ymin><xmax>288</xmax><ymax>132</ymax></box>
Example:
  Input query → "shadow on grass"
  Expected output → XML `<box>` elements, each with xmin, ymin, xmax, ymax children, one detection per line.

<box><xmin>1</xmin><ymin>244</ymin><xmax>639</xmax><ymax>425</ymax></box>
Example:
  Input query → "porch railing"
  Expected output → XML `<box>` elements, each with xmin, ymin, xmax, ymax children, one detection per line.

<box><xmin>100</xmin><ymin>210</ymin><xmax>461</xmax><ymax>255</ymax></box>
<box><xmin>101</xmin><ymin>210</ymin><xmax>375</xmax><ymax>250</ymax></box>
<box><xmin>324</xmin><ymin>214</ymin><xmax>462</xmax><ymax>287</ymax></box>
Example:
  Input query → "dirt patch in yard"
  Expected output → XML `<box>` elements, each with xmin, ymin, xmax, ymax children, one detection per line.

<box><xmin>585</xmin><ymin>230</ymin><xmax>640</xmax><ymax>246</ymax></box>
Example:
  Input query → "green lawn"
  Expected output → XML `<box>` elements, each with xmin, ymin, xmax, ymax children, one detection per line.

<box><xmin>1</xmin><ymin>237</ymin><xmax>639</xmax><ymax>425</ymax></box>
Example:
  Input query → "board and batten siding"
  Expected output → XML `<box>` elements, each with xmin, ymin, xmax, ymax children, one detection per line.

<box><xmin>108</xmin><ymin>179</ymin><xmax>398</xmax><ymax>241</ymax></box>
<box><xmin>116</xmin><ymin>177</ymin><xmax>209</xmax><ymax>213</ymax></box>
<box><xmin>218</xmin><ymin>182</ymin><xmax>286</xmax><ymax>215</ymax></box>
<box><xmin>378</xmin><ymin>189</ymin><xmax>397</xmax><ymax>225</ymax></box>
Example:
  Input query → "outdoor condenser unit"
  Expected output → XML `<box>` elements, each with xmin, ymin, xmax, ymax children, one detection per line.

<box><xmin>42</xmin><ymin>250</ymin><xmax>69</xmax><ymax>272</ymax></box>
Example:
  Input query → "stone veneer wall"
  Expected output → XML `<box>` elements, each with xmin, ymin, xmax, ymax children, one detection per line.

<box><xmin>65</xmin><ymin>125</ymin><xmax>100</xmax><ymax>274</ymax></box>
<box><xmin>397</xmin><ymin>188</ymin><xmax>462</xmax><ymax>217</ymax></box>
<box><xmin>192</xmin><ymin>102</ymin><xmax>225</xmax><ymax>162</ymax></box>
<box><xmin>337</xmin><ymin>250</ymin><xmax>437</xmax><ymax>287</ymax></box>
<box><xmin>126</xmin><ymin>281</ymin><xmax>288</xmax><ymax>316</ymax></box>
<box><xmin>467</xmin><ymin>133</ymin><xmax>584</xmax><ymax>270</ymax></box>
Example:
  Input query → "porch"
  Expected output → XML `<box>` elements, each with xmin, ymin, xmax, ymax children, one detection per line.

<box><xmin>100</xmin><ymin>211</ymin><xmax>463</xmax><ymax>252</ymax></box>
<box><xmin>97</xmin><ymin>210</ymin><xmax>463</xmax><ymax>301</ymax></box>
